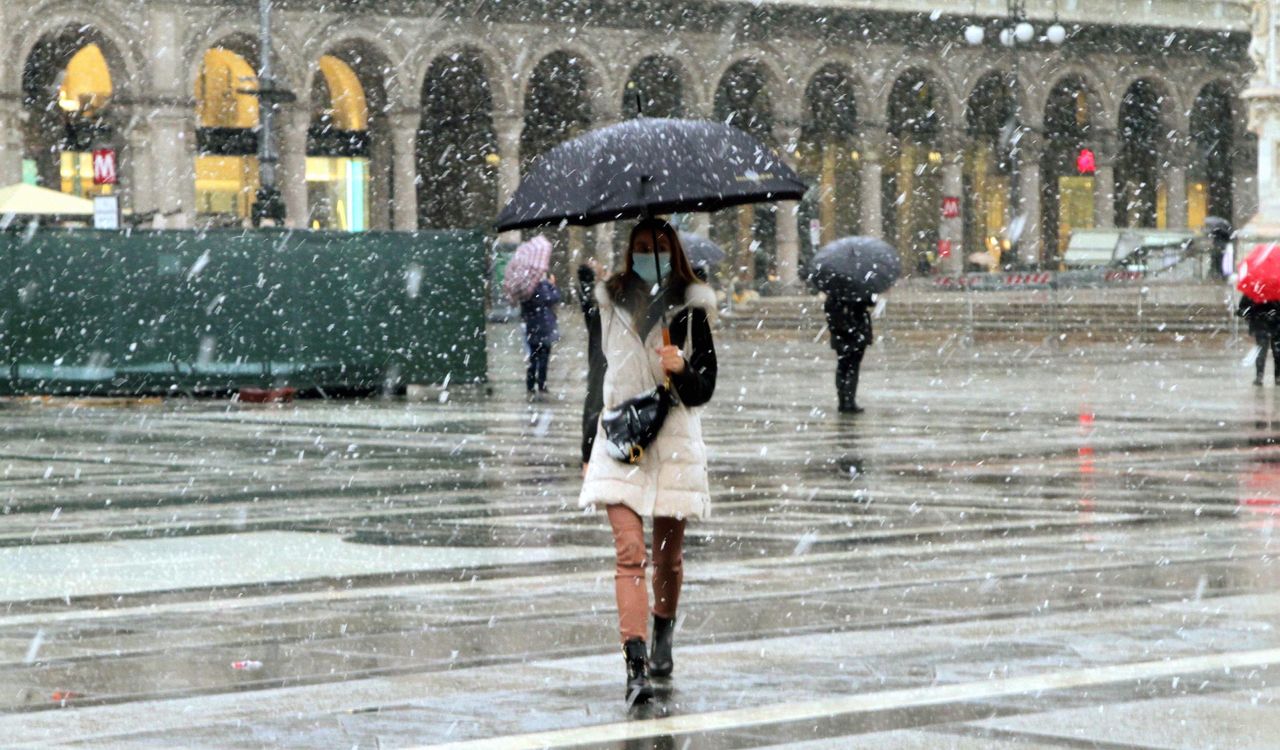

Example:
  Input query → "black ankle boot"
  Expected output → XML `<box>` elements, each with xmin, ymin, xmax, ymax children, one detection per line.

<box><xmin>623</xmin><ymin>638</ymin><xmax>654</xmax><ymax>703</ymax></box>
<box><xmin>649</xmin><ymin>615</ymin><xmax>674</xmax><ymax>677</ymax></box>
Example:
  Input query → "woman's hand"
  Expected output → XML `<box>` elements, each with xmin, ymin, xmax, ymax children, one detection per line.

<box><xmin>657</xmin><ymin>345</ymin><xmax>685</xmax><ymax>375</ymax></box>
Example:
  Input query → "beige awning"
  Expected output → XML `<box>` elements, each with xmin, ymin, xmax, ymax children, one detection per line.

<box><xmin>0</xmin><ymin>183</ymin><xmax>95</xmax><ymax>216</ymax></box>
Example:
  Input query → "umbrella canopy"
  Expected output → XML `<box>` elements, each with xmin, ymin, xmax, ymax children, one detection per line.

<box><xmin>495</xmin><ymin>118</ymin><xmax>807</xmax><ymax>232</ymax></box>
<box><xmin>502</xmin><ymin>235</ymin><xmax>552</xmax><ymax>303</ymax></box>
<box><xmin>806</xmin><ymin>236</ymin><xmax>902</xmax><ymax>299</ymax></box>
<box><xmin>1238</xmin><ymin>243</ymin><xmax>1280</xmax><ymax>303</ymax></box>
<box><xmin>0</xmin><ymin>183</ymin><xmax>94</xmax><ymax>216</ymax></box>
<box><xmin>678</xmin><ymin>232</ymin><xmax>726</xmax><ymax>268</ymax></box>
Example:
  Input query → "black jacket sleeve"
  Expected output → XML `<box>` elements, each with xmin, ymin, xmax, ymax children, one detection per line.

<box><xmin>579</xmin><ymin>266</ymin><xmax>606</xmax><ymax>464</ymax></box>
<box><xmin>668</xmin><ymin>308</ymin><xmax>717</xmax><ymax>407</ymax></box>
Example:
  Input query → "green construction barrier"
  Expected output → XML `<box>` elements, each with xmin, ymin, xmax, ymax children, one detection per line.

<box><xmin>0</xmin><ymin>228</ymin><xmax>488</xmax><ymax>396</ymax></box>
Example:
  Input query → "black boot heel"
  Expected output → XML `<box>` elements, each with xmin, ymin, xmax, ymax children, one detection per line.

<box><xmin>649</xmin><ymin>615</ymin><xmax>675</xmax><ymax>677</ymax></box>
<box><xmin>623</xmin><ymin>638</ymin><xmax>654</xmax><ymax>704</ymax></box>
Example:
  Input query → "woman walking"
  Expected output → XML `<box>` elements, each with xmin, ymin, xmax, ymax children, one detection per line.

<box><xmin>520</xmin><ymin>272</ymin><xmax>560</xmax><ymax>399</ymax></box>
<box><xmin>580</xmin><ymin>218</ymin><xmax>718</xmax><ymax>704</ymax></box>
<box><xmin>1239</xmin><ymin>295</ymin><xmax>1280</xmax><ymax>385</ymax></box>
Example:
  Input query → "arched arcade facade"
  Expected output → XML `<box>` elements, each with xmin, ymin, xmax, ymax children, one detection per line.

<box><xmin>1</xmin><ymin>1</ymin><xmax>1251</xmax><ymax>286</ymax></box>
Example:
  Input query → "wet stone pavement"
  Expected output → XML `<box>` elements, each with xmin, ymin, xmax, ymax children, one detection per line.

<box><xmin>2</xmin><ymin>318</ymin><xmax>1280</xmax><ymax>748</ymax></box>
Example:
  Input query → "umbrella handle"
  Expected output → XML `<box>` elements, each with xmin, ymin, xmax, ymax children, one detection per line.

<box><xmin>661</xmin><ymin>327</ymin><xmax>671</xmax><ymax>347</ymax></box>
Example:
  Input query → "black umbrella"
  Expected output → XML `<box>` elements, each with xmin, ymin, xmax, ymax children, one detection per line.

<box><xmin>678</xmin><ymin>232</ymin><xmax>726</xmax><ymax>268</ymax></box>
<box><xmin>806</xmin><ymin>236</ymin><xmax>902</xmax><ymax>299</ymax></box>
<box><xmin>495</xmin><ymin>118</ymin><xmax>807</xmax><ymax>232</ymax></box>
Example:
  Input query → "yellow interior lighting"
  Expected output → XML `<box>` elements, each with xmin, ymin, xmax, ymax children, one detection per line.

<box><xmin>58</xmin><ymin>44</ymin><xmax>113</xmax><ymax>116</ymax></box>
<box><xmin>317</xmin><ymin>55</ymin><xmax>368</xmax><ymax>131</ymax></box>
<box><xmin>197</xmin><ymin>48</ymin><xmax>259</xmax><ymax>129</ymax></box>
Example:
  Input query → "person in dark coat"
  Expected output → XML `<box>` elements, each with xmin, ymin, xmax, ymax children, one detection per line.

<box><xmin>520</xmin><ymin>275</ymin><xmax>560</xmax><ymax>398</ymax></box>
<box><xmin>578</xmin><ymin>262</ymin><xmax>606</xmax><ymax>470</ymax></box>
<box><xmin>824</xmin><ymin>293</ymin><xmax>874</xmax><ymax>413</ymax></box>
<box><xmin>1238</xmin><ymin>296</ymin><xmax>1280</xmax><ymax>385</ymax></box>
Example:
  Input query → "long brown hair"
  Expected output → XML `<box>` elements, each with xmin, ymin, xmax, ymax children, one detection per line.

<box><xmin>606</xmin><ymin>218</ymin><xmax>699</xmax><ymax>298</ymax></box>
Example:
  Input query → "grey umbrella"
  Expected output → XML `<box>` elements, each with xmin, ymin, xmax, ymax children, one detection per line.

<box><xmin>678</xmin><ymin>232</ymin><xmax>726</xmax><ymax>268</ymax></box>
<box><xmin>806</xmin><ymin>236</ymin><xmax>902</xmax><ymax>299</ymax></box>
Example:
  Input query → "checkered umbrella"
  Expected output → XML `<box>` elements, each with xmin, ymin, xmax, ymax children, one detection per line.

<box><xmin>502</xmin><ymin>235</ymin><xmax>552</xmax><ymax>303</ymax></box>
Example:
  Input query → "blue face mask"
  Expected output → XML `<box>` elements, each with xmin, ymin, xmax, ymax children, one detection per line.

<box><xmin>632</xmin><ymin>252</ymin><xmax>672</xmax><ymax>287</ymax></box>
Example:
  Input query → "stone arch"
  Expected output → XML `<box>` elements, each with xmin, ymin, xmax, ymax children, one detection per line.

<box><xmin>617</xmin><ymin>40</ymin><xmax>710</xmax><ymax>116</ymax></box>
<box><xmin>19</xmin><ymin>20</ymin><xmax>137</xmax><ymax>194</ymax></box>
<box><xmin>417</xmin><ymin>48</ymin><xmax>498</xmax><ymax>231</ymax></box>
<box><xmin>13</xmin><ymin>5</ymin><xmax>143</xmax><ymax>95</ymax></box>
<box><xmin>879</xmin><ymin>60</ymin><xmax>960</xmax><ymax>133</ymax></box>
<box><xmin>707</xmin><ymin>49</ymin><xmax>789</xmax><ymax>123</ymax></box>
<box><xmin>885</xmin><ymin>66</ymin><xmax>953</xmax><ymax>138</ymax></box>
<box><xmin>1029</xmin><ymin>65</ymin><xmax>1110</xmax><ymax>130</ymax></box>
<box><xmin>712</xmin><ymin>58</ymin><xmax>780</xmax><ymax>284</ymax></box>
<box><xmin>621</xmin><ymin>55</ymin><xmax>687</xmax><ymax>119</ymax></box>
<box><xmin>1115</xmin><ymin>76</ymin><xmax>1175</xmax><ymax>228</ymax></box>
<box><xmin>309</xmin><ymin>32</ymin><xmax>403</xmax><ymax>115</ymax></box>
<box><xmin>517</xmin><ymin>44</ymin><xmax>610</xmax><ymax>125</ymax></box>
<box><xmin>184</xmin><ymin>24</ymin><xmax>301</xmax><ymax>101</ymax></box>
<box><xmin>415</xmin><ymin>36</ymin><xmax>513</xmax><ymax>117</ymax></box>
<box><xmin>1039</xmin><ymin>73</ymin><xmax>1103</xmax><ymax>264</ymax></box>
<box><xmin>957</xmin><ymin>65</ymin><xmax>1031</xmax><ymax>121</ymax></box>
<box><xmin>1189</xmin><ymin>78</ymin><xmax>1240</xmax><ymax>229</ymax></box>
<box><xmin>882</xmin><ymin>66</ymin><xmax>953</xmax><ymax>274</ymax></box>
<box><xmin>308</xmin><ymin>36</ymin><xmax>401</xmax><ymax>230</ymax></box>
<box><xmin>799</xmin><ymin>62</ymin><xmax>862</xmax><ymax>253</ymax></box>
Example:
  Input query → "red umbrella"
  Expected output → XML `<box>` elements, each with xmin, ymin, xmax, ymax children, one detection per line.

<box><xmin>1237</xmin><ymin>243</ymin><xmax>1280</xmax><ymax>303</ymax></box>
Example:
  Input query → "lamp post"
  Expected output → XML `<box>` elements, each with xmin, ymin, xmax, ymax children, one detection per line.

<box><xmin>57</xmin><ymin>93</ymin><xmax>90</xmax><ymax>197</ymax></box>
<box><xmin>964</xmin><ymin>2</ymin><xmax>1066</xmax><ymax>269</ymax></box>
<box><xmin>246</xmin><ymin>0</ymin><xmax>295</xmax><ymax>226</ymax></box>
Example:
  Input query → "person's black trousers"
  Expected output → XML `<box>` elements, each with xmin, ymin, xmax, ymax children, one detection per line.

<box><xmin>836</xmin><ymin>347</ymin><xmax>864</xmax><ymax>411</ymax></box>
<box><xmin>1255</xmin><ymin>331</ymin><xmax>1280</xmax><ymax>383</ymax></box>
<box><xmin>527</xmin><ymin>342</ymin><xmax>551</xmax><ymax>392</ymax></box>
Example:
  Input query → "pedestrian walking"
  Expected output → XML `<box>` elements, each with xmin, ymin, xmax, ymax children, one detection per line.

<box><xmin>1238</xmin><ymin>295</ymin><xmax>1280</xmax><ymax>385</ymax></box>
<box><xmin>580</xmin><ymin>218</ymin><xmax>718</xmax><ymax>704</ymax></box>
<box><xmin>824</xmin><ymin>293</ymin><xmax>874</xmax><ymax>413</ymax></box>
<box><xmin>577</xmin><ymin>260</ymin><xmax>606</xmax><ymax>472</ymax></box>
<box><xmin>520</xmin><ymin>273</ymin><xmax>560</xmax><ymax>399</ymax></box>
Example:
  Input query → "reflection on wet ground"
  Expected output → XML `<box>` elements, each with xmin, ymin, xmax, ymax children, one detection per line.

<box><xmin>2</xmin><ymin>323</ymin><xmax>1279</xmax><ymax>748</ymax></box>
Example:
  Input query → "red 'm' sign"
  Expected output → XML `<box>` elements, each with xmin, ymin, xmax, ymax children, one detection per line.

<box><xmin>941</xmin><ymin>196</ymin><xmax>960</xmax><ymax>219</ymax></box>
<box><xmin>92</xmin><ymin>149</ymin><xmax>117</xmax><ymax>185</ymax></box>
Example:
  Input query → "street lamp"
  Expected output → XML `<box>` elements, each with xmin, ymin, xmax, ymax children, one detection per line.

<box><xmin>964</xmin><ymin>1</ymin><xmax>1068</xmax><ymax>269</ymax></box>
<box><xmin>58</xmin><ymin>93</ymin><xmax>90</xmax><ymax>197</ymax></box>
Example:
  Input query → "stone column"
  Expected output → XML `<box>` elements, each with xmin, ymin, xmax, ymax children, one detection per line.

<box><xmin>772</xmin><ymin>121</ymin><xmax>802</xmax><ymax>289</ymax></box>
<box><xmin>0</xmin><ymin>97</ymin><xmax>23</xmax><ymax>186</ymax></box>
<box><xmin>1234</xmin><ymin>131</ymin><xmax>1259</xmax><ymax>230</ymax></box>
<box><xmin>134</xmin><ymin>8</ymin><xmax>195</xmax><ymax>227</ymax></box>
<box><xmin>939</xmin><ymin>133</ymin><xmax>966</xmax><ymax>275</ymax></box>
<box><xmin>144</xmin><ymin>102</ymin><xmax>197</xmax><ymax>228</ymax></box>
<box><xmin>366</xmin><ymin>115</ymin><xmax>392</xmax><ymax>230</ymax></box>
<box><xmin>495</xmin><ymin>113</ymin><xmax>523</xmax><ymax>244</ymax></box>
<box><xmin>1017</xmin><ymin>130</ymin><xmax>1043</xmax><ymax>267</ymax></box>
<box><xmin>594</xmin><ymin>224</ymin><xmax>614</xmax><ymax>266</ymax></box>
<box><xmin>1092</xmin><ymin>129</ymin><xmax>1118</xmax><ymax>229</ymax></box>
<box><xmin>388</xmin><ymin>110</ymin><xmax>419</xmax><ymax>231</ymax></box>
<box><xmin>121</xmin><ymin>119</ymin><xmax>153</xmax><ymax>219</ymax></box>
<box><xmin>858</xmin><ymin>128</ymin><xmax>886</xmax><ymax>240</ymax></box>
<box><xmin>280</xmin><ymin>107</ymin><xmax>310</xmax><ymax>229</ymax></box>
<box><xmin>1163</xmin><ymin>134</ymin><xmax>1189</xmax><ymax>230</ymax></box>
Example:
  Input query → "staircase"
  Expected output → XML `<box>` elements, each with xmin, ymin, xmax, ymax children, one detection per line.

<box><xmin>722</xmin><ymin>282</ymin><xmax>1239</xmax><ymax>344</ymax></box>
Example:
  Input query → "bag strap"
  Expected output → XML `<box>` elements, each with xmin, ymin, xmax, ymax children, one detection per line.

<box><xmin>608</xmin><ymin>304</ymin><xmax>664</xmax><ymax>392</ymax></box>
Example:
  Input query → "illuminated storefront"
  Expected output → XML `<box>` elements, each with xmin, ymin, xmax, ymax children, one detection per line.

<box><xmin>306</xmin><ymin>56</ymin><xmax>369</xmax><ymax>231</ymax></box>
<box><xmin>194</xmin><ymin>48</ymin><xmax>260</xmax><ymax>222</ymax></box>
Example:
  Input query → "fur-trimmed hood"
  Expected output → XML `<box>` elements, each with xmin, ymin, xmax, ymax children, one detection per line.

<box><xmin>596</xmin><ymin>275</ymin><xmax>718</xmax><ymax>334</ymax></box>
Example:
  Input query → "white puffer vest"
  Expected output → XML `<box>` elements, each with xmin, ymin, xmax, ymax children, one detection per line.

<box><xmin>579</xmin><ymin>281</ymin><xmax>718</xmax><ymax>521</ymax></box>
